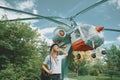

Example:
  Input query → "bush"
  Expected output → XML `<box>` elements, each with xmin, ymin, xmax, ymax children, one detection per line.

<box><xmin>78</xmin><ymin>66</ymin><xmax>88</xmax><ymax>76</ymax></box>
<box><xmin>88</xmin><ymin>68</ymin><xmax>98</xmax><ymax>76</ymax></box>
<box><xmin>0</xmin><ymin>62</ymin><xmax>42</xmax><ymax>80</ymax></box>
<box><xmin>0</xmin><ymin>64</ymin><xmax>18</xmax><ymax>80</ymax></box>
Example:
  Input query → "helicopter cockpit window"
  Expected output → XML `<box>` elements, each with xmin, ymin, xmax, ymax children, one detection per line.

<box><xmin>74</xmin><ymin>29</ymin><xmax>81</xmax><ymax>38</ymax></box>
<box><xmin>81</xmin><ymin>25</ymin><xmax>96</xmax><ymax>39</ymax></box>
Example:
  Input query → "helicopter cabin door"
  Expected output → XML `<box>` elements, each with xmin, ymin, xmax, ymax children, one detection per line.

<box><xmin>71</xmin><ymin>27</ymin><xmax>82</xmax><ymax>42</ymax></box>
<box><xmin>71</xmin><ymin>27</ymin><xmax>84</xmax><ymax>51</ymax></box>
<box><xmin>71</xmin><ymin>27</ymin><xmax>81</xmax><ymax>48</ymax></box>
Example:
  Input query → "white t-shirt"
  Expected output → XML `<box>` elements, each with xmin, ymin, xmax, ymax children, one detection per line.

<box><xmin>43</xmin><ymin>55</ymin><xmax>65</xmax><ymax>74</ymax></box>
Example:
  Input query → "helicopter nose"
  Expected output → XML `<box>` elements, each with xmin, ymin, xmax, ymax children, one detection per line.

<box><xmin>86</xmin><ymin>34</ymin><xmax>104</xmax><ymax>49</ymax></box>
<box><xmin>96</xmin><ymin>26</ymin><xmax>104</xmax><ymax>32</ymax></box>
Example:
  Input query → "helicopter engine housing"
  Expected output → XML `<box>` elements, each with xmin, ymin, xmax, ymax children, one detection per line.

<box><xmin>52</xmin><ymin>26</ymin><xmax>71</xmax><ymax>46</ymax></box>
<box><xmin>53</xmin><ymin>29</ymin><xmax>66</xmax><ymax>44</ymax></box>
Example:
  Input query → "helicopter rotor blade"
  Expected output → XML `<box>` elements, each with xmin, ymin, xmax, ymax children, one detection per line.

<box><xmin>0</xmin><ymin>6</ymin><xmax>70</xmax><ymax>27</ymax></box>
<box><xmin>0</xmin><ymin>17</ymin><xmax>40</xmax><ymax>22</ymax></box>
<box><xmin>0</xmin><ymin>16</ymin><xmax>66</xmax><ymax>22</ymax></box>
<box><xmin>104</xmin><ymin>28</ymin><xmax>120</xmax><ymax>32</ymax></box>
<box><xmin>72</xmin><ymin>0</ymin><xmax>108</xmax><ymax>18</ymax></box>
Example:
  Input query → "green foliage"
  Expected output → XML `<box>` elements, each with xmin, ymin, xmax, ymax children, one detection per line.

<box><xmin>77</xmin><ymin>60</ymin><xmax>88</xmax><ymax>76</ymax></box>
<box><xmin>0</xmin><ymin>19</ymin><xmax>49</xmax><ymax>79</ymax></box>
<box><xmin>88</xmin><ymin>66</ymin><xmax>98</xmax><ymax>76</ymax></box>
<box><xmin>102</xmin><ymin>45</ymin><xmax>120</xmax><ymax>80</ymax></box>
<box><xmin>0</xmin><ymin>64</ymin><xmax>17</xmax><ymax>80</ymax></box>
<box><xmin>69</xmin><ymin>54</ymin><xmax>88</xmax><ymax>76</ymax></box>
<box><xmin>69</xmin><ymin>73</ymin><xmax>120</xmax><ymax>80</ymax></box>
<box><xmin>68</xmin><ymin>53</ymin><xmax>75</xmax><ymax>72</ymax></box>
<box><xmin>0</xmin><ymin>62</ymin><xmax>42</xmax><ymax>80</ymax></box>
<box><xmin>0</xmin><ymin>20</ymin><xmax>39</xmax><ymax>67</ymax></box>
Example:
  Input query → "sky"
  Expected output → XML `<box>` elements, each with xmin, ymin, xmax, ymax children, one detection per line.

<box><xmin>0</xmin><ymin>0</ymin><xmax>120</xmax><ymax>47</ymax></box>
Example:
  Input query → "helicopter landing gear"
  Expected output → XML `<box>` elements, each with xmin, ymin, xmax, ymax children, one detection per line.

<box><xmin>101</xmin><ymin>50</ymin><xmax>106</xmax><ymax>55</ymax></box>
<box><xmin>101</xmin><ymin>49</ymin><xmax>106</xmax><ymax>55</ymax></box>
<box><xmin>91</xmin><ymin>41</ymin><xmax>96</xmax><ymax>58</ymax></box>
<box><xmin>77</xmin><ymin>53</ymin><xmax>81</xmax><ymax>59</ymax></box>
<box><xmin>91</xmin><ymin>53</ymin><xmax>96</xmax><ymax>58</ymax></box>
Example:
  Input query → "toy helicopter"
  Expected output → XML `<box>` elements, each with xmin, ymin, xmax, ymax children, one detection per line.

<box><xmin>0</xmin><ymin>0</ymin><xmax>120</xmax><ymax>79</ymax></box>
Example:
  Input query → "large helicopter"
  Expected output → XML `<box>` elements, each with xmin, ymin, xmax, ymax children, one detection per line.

<box><xmin>0</xmin><ymin>0</ymin><xmax>120</xmax><ymax>79</ymax></box>
<box><xmin>0</xmin><ymin>0</ymin><xmax>120</xmax><ymax>57</ymax></box>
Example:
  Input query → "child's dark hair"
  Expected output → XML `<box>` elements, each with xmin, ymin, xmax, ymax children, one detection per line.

<box><xmin>50</xmin><ymin>43</ymin><xmax>59</xmax><ymax>52</ymax></box>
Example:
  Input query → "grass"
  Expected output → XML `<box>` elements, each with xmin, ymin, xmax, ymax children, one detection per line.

<box><xmin>76</xmin><ymin>75</ymin><xmax>97</xmax><ymax>80</ymax></box>
<box><xmin>68</xmin><ymin>72</ymin><xmax>97</xmax><ymax>80</ymax></box>
<box><xmin>68</xmin><ymin>73</ymin><xmax>120</xmax><ymax>80</ymax></box>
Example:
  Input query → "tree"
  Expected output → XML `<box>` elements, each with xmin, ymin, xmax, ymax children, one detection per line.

<box><xmin>69</xmin><ymin>51</ymin><xmax>89</xmax><ymax>76</ymax></box>
<box><xmin>102</xmin><ymin>45</ymin><xmax>120</xmax><ymax>80</ymax></box>
<box><xmin>0</xmin><ymin>18</ymin><xmax>49</xmax><ymax>80</ymax></box>
<box><xmin>0</xmin><ymin>20</ymin><xmax>39</xmax><ymax>67</ymax></box>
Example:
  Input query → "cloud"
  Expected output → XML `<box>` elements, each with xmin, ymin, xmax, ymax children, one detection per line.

<box><xmin>117</xmin><ymin>36</ymin><xmax>120</xmax><ymax>42</ymax></box>
<box><xmin>0</xmin><ymin>10</ymin><xmax>39</xmax><ymax>24</ymax></box>
<box><xmin>31</xmin><ymin>27</ymin><xmax>55</xmax><ymax>37</ymax></box>
<box><xmin>31</xmin><ymin>26</ymin><xmax>54</xmax><ymax>45</ymax></box>
<box><xmin>42</xmin><ymin>36</ymin><xmax>53</xmax><ymax>45</ymax></box>
<box><xmin>109</xmin><ymin>0</ymin><xmax>120</xmax><ymax>9</ymax></box>
<box><xmin>0</xmin><ymin>0</ymin><xmax>12</xmax><ymax>7</ymax></box>
<box><xmin>33</xmin><ymin>9</ymin><xmax>38</xmax><ymax>14</ymax></box>
<box><xmin>17</xmin><ymin>0</ymin><xmax>34</xmax><ymax>10</ymax></box>
<box><xmin>0</xmin><ymin>10</ymin><xmax>29</xmax><ymax>19</ymax></box>
<box><xmin>104</xmin><ymin>36</ymin><xmax>120</xmax><ymax>46</ymax></box>
<box><xmin>37</xmin><ymin>27</ymin><xmax>55</xmax><ymax>45</ymax></box>
<box><xmin>0</xmin><ymin>0</ymin><xmax>17</xmax><ymax>19</ymax></box>
<box><xmin>0</xmin><ymin>0</ymin><xmax>39</xmax><ymax>24</ymax></box>
<box><xmin>39</xmin><ymin>27</ymin><xmax>56</xmax><ymax>35</ymax></box>
<box><xmin>104</xmin><ymin>40</ymin><xmax>116</xmax><ymax>45</ymax></box>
